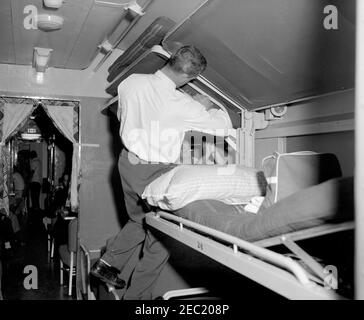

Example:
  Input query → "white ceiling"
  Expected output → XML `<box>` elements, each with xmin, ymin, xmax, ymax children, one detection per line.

<box><xmin>0</xmin><ymin>0</ymin><xmax>205</xmax><ymax>70</ymax></box>
<box><xmin>0</xmin><ymin>0</ymin><xmax>355</xmax><ymax>110</ymax></box>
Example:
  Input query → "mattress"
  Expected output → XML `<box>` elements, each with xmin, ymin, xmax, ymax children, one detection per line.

<box><xmin>171</xmin><ymin>177</ymin><xmax>354</xmax><ymax>242</ymax></box>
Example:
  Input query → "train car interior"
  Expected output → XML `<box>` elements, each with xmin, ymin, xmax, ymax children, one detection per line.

<box><xmin>0</xmin><ymin>0</ymin><xmax>363</xmax><ymax>302</ymax></box>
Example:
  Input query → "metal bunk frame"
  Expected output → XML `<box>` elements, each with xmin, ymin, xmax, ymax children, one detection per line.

<box><xmin>145</xmin><ymin>211</ymin><xmax>354</xmax><ymax>300</ymax></box>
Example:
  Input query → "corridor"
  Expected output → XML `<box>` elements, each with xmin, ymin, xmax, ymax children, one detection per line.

<box><xmin>1</xmin><ymin>215</ymin><xmax>73</xmax><ymax>300</ymax></box>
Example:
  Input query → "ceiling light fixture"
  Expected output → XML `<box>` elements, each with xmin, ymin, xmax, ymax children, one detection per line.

<box><xmin>36</xmin><ymin>14</ymin><xmax>64</xmax><ymax>31</ymax></box>
<box><xmin>33</xmin><ymin>47</ymin><xmax>53</xmax><ymax>73</ymax></box>
<box><xmin>43</xmin><ymin>0</ymin><xmax>63</xmax><ymax>9</ymax></box>
<box><xmin>20</xmin><ymin>119</ymin><xmax>42</xmax><ymax>141</ymax></box>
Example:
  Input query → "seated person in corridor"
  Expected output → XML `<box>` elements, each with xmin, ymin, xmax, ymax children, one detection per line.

<box><xmin>48</xmin><ymin>173</ymin><xmax>71</xmax><ymax>251</ymax></box>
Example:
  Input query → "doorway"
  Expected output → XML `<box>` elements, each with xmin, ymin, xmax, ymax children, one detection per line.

<box><xmin>1</xmin><ymin>97</ymin><xmax>80</xmax><ymax>216</ymax></box>
<box><xmin>0</xmin><ymin>96</ymin><xmax>80</xmax><ymax>299</ymax></box>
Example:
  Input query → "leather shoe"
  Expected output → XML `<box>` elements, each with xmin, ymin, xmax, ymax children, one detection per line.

<box><xmin>90</xmin><ymin>260</ymin><xmax>126</xmax><ymax>289</ymax></box>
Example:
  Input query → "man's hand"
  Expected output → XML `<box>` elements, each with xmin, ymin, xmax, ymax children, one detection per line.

<box><xmin>192</xmin><ymin>94</ymin><xmax>218</xmax><ymax>111</ymax></box>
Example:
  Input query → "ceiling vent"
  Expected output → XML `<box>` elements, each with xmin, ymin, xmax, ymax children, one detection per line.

<box><xmin>36</xmin><ymin>14</ymin><xmax>64</xmax><ymax>31</ymax></box>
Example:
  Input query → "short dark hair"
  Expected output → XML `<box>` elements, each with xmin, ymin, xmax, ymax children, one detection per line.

<box><xmin>168</xmin><ymin>45</ymin><xmax>207</xmax><ymax>78</ymax></box>
<box><xmin>30</xmin><ymin>150</ymin><xmax>37</xmax><ymax>159</ymax></box>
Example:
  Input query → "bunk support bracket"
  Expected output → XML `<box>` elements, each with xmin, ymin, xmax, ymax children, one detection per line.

<box><xmin>280</xmin><ymin>235</ymin><xmax>338</xmax><ymax>289</ymax></box>
<box><xmin>237</xmin><ymin>110</ymin><xmax>255</xmax><ymax>167</ymax></box>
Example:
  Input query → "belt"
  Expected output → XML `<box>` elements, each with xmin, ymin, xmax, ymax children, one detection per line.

<box><xmin>122</xmin><ymin>149</ymin><xmax>174</xmax><ymax>166</ymax></box>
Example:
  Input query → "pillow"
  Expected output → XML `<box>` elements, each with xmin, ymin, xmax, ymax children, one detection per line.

<box><xmin>142</xmin><ymin>165</ymin><xmax>267</xmax><ymax>211</ymax></box>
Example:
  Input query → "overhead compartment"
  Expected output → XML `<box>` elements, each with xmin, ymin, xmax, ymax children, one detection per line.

<box><xmin>107</xmin><ymin>16</ymin><xmax>176</xmax><ymax>83</ymax></box>
<box><xmin>162</xmin><ymin>0</ymin><xmax>355</xmax><ymax>111</ymax></box>
<box><xmin>105</xmin><ymin>0</ymin><xmax>355</xmax><ymax>113</ymax></box>
<box><xmin>104</xmin><ymin>0</ymin><xmax>355</xmax><ymax>127</ymax></box>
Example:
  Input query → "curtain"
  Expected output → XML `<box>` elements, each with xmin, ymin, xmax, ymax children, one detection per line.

<box><xmin>44</xmin><ymin>105</ymin><xmax>80</xmax><ymax>211</ymax></box>
<box><xmin>0</xmin><ymin>103</ymin><xmax>34</xmax><ymax>216</ymax></box>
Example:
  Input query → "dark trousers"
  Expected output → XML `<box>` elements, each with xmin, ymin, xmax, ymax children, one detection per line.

<box><xmin>101</xmin><ymin>149</ymin><xmax>176</xmax><ymax>299</ymax></box>
<box><xmin>30</xmin><ymin>182</ymin><xmax>41</xmax><ymax>210</ymax></box>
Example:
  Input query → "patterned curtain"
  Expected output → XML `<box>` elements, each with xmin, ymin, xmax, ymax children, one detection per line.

<box><xmin>0</xmin><ymin>97</ymin><xmax>80</xmax><ymax>215</ymax></box>
<box><xmin>44</xmin><ymin>105</ymin><xmax>80</xmax><ymax>212</ymax></box>
<box><xmin>0</xmin><ymin>103</ymin><xmax>34</xmax><ymax>216</ymax></box>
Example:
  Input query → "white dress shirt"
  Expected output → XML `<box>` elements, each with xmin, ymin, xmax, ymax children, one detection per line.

<box><xmin>117</xmin><ymin>70</ymin><xmax>232</xmax><ymax>163</ymax></box>
<box><xmin>13</xmin><ymin>172</ymin><xmax>25</xmax><ymax>198</ymax></box>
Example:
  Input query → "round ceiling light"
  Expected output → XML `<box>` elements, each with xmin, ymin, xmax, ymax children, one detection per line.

<box><xmin>36</xmin><ymin>14</ymin><xmax>64</xmax><ymax>31</ymax></box>
<box><xmin>20</xmin><ymin>133</ymin><xmax>42</xmax><ymax>141</ymax></box>
<box><xmin>43</xmin><ymin>0</ymin><xmax>63</xmax><ymax>9</ymax></box>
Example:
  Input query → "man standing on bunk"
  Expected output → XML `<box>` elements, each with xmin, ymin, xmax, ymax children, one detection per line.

<box><xmin>91</xmin><ymin>45</ymin><xmax>232</xmax><ymax>299</ymax></box>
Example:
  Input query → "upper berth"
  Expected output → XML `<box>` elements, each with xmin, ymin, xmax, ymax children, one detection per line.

<box><xmin>105</xmin><ymin>0</ymin><xmax>355</xmax><ymax>113</ymax></box>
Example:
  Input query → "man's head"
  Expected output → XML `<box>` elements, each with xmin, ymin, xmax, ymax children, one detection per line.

<box><xmin>30</xmin><ymin>151</ymin><xmax>37</xmax><ymax>159</ymax></box>
<box><xmin>162</xmin><ymin>45</ymin><xmax>207</xmax><ymax>87</ymax></box>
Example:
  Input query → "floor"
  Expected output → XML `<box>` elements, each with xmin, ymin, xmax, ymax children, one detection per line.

<box><xmin>1</xmin><ymin>214</ymin><xmax>74</xmax><ymax>300</ymax></box>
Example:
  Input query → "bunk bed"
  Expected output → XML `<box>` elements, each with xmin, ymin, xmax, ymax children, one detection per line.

<box><xmin>145</xmin><ymin>176</ymin><xmax>354</xmax><ymax>300</ymax></box>
<box><xmin>97</xmin><ymin>0</ymin><xmax>356</xmax><ymax>300</ymax></box>
<box><xmin>83</xmin><ymin>174</ymin><xmax>354</xmax><ymax>300</ymax></box>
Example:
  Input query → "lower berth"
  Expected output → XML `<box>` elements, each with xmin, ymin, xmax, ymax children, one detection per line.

<box><xmin>145</xmin><ymin>177</ymin><xmax>354</xmax><ymax>300</ymax></box>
